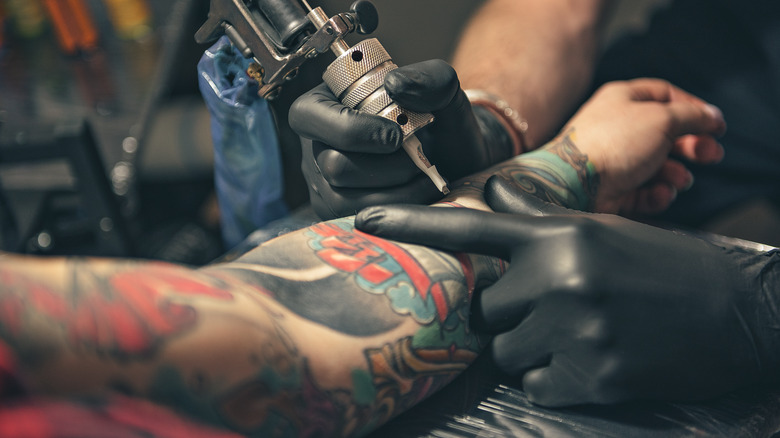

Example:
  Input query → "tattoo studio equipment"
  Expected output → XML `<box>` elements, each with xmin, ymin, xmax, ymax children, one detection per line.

<box><xmin>0</xmin><ymin>119</ymin><xmax>133</xmax><ymax>256</ymax></box>
<box><xmin>195</xmin><ymin>0</ymin><xmax>450</xmax><ymax>195</ymax></box>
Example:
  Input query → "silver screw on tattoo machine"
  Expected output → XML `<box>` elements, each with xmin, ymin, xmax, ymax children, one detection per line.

<box><xmin>195</xmin><ymin>0</ymin><xmax>450</xmax><ymax>194</ymax></box>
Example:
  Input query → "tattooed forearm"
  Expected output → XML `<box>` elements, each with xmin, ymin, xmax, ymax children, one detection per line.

<box><xmin>0</xmin><ymin>128</ymin><xmax>597</xmax><ymax>436</ymax></box>
<box><xmin>0</xmin><ymin>261</ymin><xmax>234</xmax><ymax>360</ymax></box>
<box><xmin>205</xmin><ymin>215</ymin><xmax>496</xmax><ymax>436</ymax></box>
<box><xmin>0</xmin><ymin>211</ymin><xmax>499</xmax><ymax>438</ymax></box>
<box><xmin>471</xmin><ymin>128</ymin><xmax>600</xmax><ymax>210</ymax></box>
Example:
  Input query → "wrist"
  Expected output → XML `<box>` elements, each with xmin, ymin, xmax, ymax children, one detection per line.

<box><xmin>471</xmin><ymin>105</ymin><xmax>515</xmax><ymax>165</ymax></box>
<box><xmin>511</xmin><ymin>132</ymin><xmax>599</xmax><ymax>211</ymax></box>
<box><xmin>465</xmin><ymin>89</ymin><xmax>529</xmax><ymax>156</ymax></box>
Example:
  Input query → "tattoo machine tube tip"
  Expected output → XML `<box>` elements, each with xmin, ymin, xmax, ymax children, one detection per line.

<box><xmin>403</xmin><ymin>135</ymin><xmax>449</xmax><ymax>194</ymax></box>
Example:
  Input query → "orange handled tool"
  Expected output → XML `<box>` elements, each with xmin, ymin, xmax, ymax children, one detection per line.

<box><xmin>42</xmin><ymin>0</ymin><xmax>99</xmax><ymax>54</ymax></box>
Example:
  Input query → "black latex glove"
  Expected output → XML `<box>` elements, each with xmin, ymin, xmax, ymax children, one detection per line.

<box><xmin>288</xmin><ymin>59</ymin><xmax>515</xmax><ymax>219</ymax></box>
<box><xmin>354</xmin><ymin>175</ymin><xmax>780</xmax><ymax>407</ymax></box>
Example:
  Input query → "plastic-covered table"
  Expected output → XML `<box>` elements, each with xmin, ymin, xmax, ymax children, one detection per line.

<box><xmin>372</xmin><ymin>355</ymin><xmax>780</xmax><ymax>438</ymax></box>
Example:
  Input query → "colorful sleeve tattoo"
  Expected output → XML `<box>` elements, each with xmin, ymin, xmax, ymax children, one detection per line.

<box><xmin>499</xmin><ymin>128</ymin><xmax>600</xmax><ymax>210</ymax></box>
<box><xmin>0</xmin><ymin>135</ymin><xmax>598</xmax><ymax>437</ymax></box>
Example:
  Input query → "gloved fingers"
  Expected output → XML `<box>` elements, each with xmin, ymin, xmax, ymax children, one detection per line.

<box><xmin>490</xmin><ymin>317</ymin><xmax>552</xmax><ymax>376</ymax></box>
<box><xmin>383</xmin><ymin>59</ymin><xmax>460</xmax><ymax>113</ymax></box>
<box><xmin>303</xmin><ymin>138</ymin><xmax>439</xmax><ymax>219</ymax></box>
<box><xmin>672</xmin><ymin>134</ymin><xmax>725</xmax><ymax>164</ymax></box>
<box><xmin>522</xmin><ymin>355</ymin><xmax>617</xmax><ymax>407</ymax></box>
<box><xmin>313</xmin><ymin>142</ymin><xmax>420</xmax><ymax>188</ymax></box>
<box><xmin>386</xmin><ymin>59</ymin><xmax>497</xmax><ymax>179</ymax></box>
<box><xmin>355</xmin><ymin>205</ymin><xmax>541</xmax><ymax>259</ymax></box>
<box><xmin>290</xmin><ymin>83</ymin><xmax>403</xmax><ymax>153</ymax></box>
<box><xmin>310</xmin><ymin>175</ymin><xmax>442</xmax><ymax>220</ymax></box>
<box><xmin>523</xmin><ymin>345</ymin><xmax>634</xmax><ymax>407</ymax></box>
<box><xmin>472</xmin><ymin>272</ymin><xmax>537</xmax><ymax>333</ymax></box>
<box><xmin>485</xmin><ymin>175</ymin><xmax>574</xmax><ymax>217</ymax></box>
<box><xmin>414</xmin><ymin>90</ymin><xmax>495</xmax><ymax>180</ymax></box>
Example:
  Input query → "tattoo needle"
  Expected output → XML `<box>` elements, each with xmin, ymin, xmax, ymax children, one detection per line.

<box><xmin>402</xmin><ymin>136</ymin><xmax>449</xmax><ymax>194</ymax></box>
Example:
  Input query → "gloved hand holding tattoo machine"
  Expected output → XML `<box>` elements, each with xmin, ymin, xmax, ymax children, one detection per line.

<box><xmin>196</xmin><ymin>0</ymin><xmax>493</xmax><ymax>219</ymax></box>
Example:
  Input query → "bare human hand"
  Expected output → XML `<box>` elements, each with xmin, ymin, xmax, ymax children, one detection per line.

<box><xmin>563</xmin><ymin>78</ymin><xmax>726</xmax><ymax>214</ymax></box>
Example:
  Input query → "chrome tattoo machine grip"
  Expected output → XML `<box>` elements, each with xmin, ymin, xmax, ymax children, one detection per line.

<box><xmin>196</xmin><ymin>0</ymin><xmax>449</xmax><ymax>194</ymax></box>
<box><xmin>318</xmin><ymin>37</ymin><xmax>448</xmax><ymax>194</ymax></box>
<box><xmin>305</xmin><ymin>2</ymin><xmax>448</xmax><ymax>194</ymax></box>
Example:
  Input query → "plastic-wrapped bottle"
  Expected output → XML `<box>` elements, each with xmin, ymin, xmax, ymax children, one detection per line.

<box><xmin>197</xmin><ymin>37</ymin><xmax>288</xmax><ymax>249</ymax></box>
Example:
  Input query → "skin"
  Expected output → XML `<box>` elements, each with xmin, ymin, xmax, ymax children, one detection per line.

<box><xmin>290</xmin><ymin>2</ymin><xmax>724</xmax><ymax>218</ymax></box>
<box><xmin>452</xmin><ymin>0</ymin><xmax>615</xmax><ymax>148</ymax></box>
<box><xmin>0</xmin><ymin>147</ymin><xmax>578</xmax><ymax>437</ymax></box>
<box><xmin>561</xmin><ymin>79</ymin><xmax>726</xmax><ymax>213</ymax></box>
<box><xmin>0</xmin><ymin>78</ymin><xmax>727</xmax><ymax>436</ymax></box>
<box><xmin>0</xmin><ymin>237</ymin><xmax>494</xmax><ymax>437</ymax></box>
<box><xmin>451</xmin><ymin>1</ymin><xmax>726</xmax><ymax>214</ymax></box>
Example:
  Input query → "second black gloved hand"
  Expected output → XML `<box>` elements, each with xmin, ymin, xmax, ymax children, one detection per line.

<box><xmin>289</xmin><ymin>59</ymin><xmax>515</xmax><ymax>219</ymax></box>
<box><xmin>354</xmin><ymin>176</ymin><xmax>780</xmax><ymax>407</ymax></box>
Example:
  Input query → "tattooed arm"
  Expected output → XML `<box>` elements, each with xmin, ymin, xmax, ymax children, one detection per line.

<box><xmin>0</xmin><ymin>140</ymin><xmax>528</xmax><ymax>437</ymax></box>
<box><xmin>0</xmin><ymin>77</ymin><xmax>731</xmax><ymax>437</ymax></box>
<box><xmin>0</xmin><ymin>119</ymin><xmax>631</xmax><ymax>436</ymax></box>
<box><xmin>0</xmin><ymin>232</ymin><xmax>495</xmax><ymax>437</ymax></box>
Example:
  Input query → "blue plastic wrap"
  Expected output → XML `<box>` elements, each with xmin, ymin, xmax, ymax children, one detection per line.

<box><xmin>197</xmin><ymin>36</ymin><xmax>288</xmax><ymax>249</ymax></box>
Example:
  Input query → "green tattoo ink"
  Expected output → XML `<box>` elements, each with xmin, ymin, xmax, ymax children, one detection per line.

<box><xmin>351</xmin><ymin>369</ymin><xmax>377</xmax><ymax>406</ymax></box>
<box><xmin>509</xmin><ymin>132</ymin><xmax>600</xmax><ymax>210</ymax></box>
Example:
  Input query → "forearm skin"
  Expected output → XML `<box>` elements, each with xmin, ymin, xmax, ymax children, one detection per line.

<box><xmin>0</xmin><ymin>139</ymin><xmax>597</xmax><ymax>437</ymax></box>
<box><xmin>452</xmin><ymin>0</ymin><xmax>614</xmax><ymax>148</ymax></box>
<box><xmin>0</xmin><ymin>246</ymin><xmax>496</xmax><ymax>437</ymax></box>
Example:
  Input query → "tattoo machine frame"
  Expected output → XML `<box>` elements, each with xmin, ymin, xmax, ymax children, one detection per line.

<box><xmin>195</xmin><ymin>0</ymin><xmax>449</xmax><ymax>194</ymax></box>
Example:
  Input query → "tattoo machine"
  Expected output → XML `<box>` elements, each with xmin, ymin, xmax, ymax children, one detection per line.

<box><xmin>195</xmin><ymin>0</ymin><xmax>450</xmax><ymax>194</ymax></box>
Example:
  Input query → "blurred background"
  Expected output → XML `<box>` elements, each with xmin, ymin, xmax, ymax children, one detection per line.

<box><xmin>0</xmin><ymin>0</ymin><xmax>220</xmax><ymax>263</ymax></box>
<box><xmin>13</xmin><ymin>0</ymin><xmax>758</xmax><ymax>267</ymax></box>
